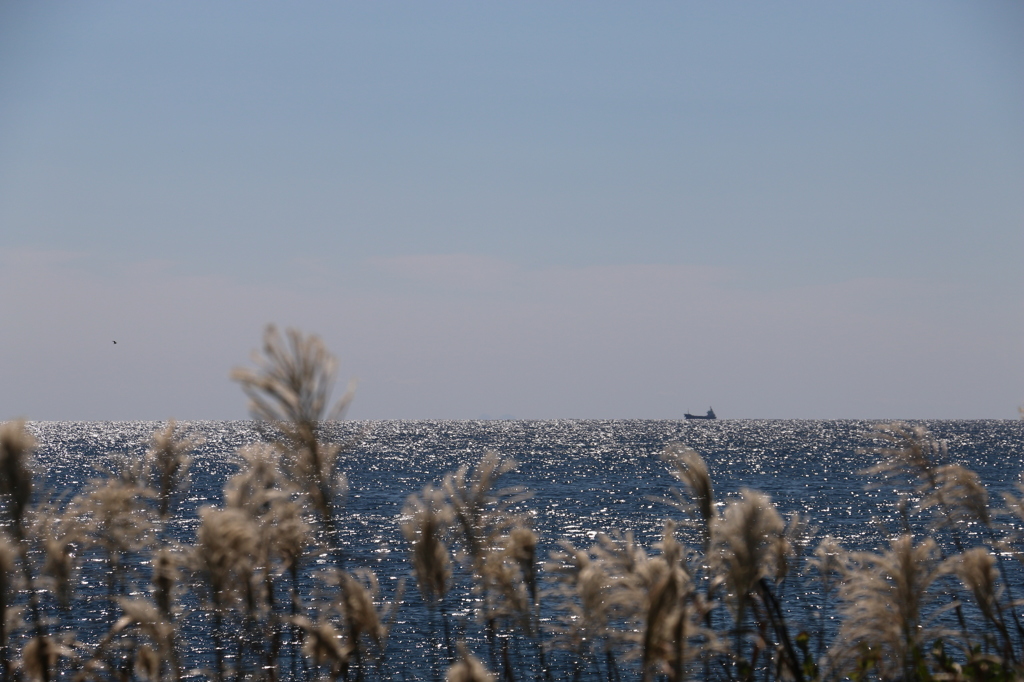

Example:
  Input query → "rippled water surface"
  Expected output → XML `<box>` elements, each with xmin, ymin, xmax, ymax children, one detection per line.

<box><xmin>24</xmin><ymin>419</ymin><xmax>1024</xmax><ymax>678</ymax></box>
<box><xmin>31</xmin><ymin>419</ymin><xmax>1024</xmax><ymax>553</ymax></box>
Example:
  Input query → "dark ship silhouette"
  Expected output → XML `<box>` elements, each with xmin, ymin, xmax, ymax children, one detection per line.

<box><xmin>684</xmin><ymin>407</ymin><xmax>716</xmax><ymax>420</ymax></box>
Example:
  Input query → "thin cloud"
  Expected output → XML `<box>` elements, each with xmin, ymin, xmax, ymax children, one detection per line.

<box><xmin>369</xmin><ymin>253</ymin><xmax>520</xmax><ymax>290</ymax></box>
<box><xmin>1</xmin><ymin>250</ymin><xmax>1019</xmax><ymax>420</ymax></box>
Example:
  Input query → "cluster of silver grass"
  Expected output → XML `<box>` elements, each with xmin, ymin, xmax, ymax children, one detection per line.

<box><xmin>1</xmin><ymin>327</ymin><xmax>1023</xmax><ymax>681</ymax></box>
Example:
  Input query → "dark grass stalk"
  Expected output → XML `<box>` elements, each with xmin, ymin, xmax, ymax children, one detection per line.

<box><xmin>441</xmin><ymin>600</ymin><xmax>454</xmax><ymax>663</ymax></box>
<box><xmin>564</xmin><ymin>653</ymin><xmax>580</xmax><ymax>682</ymax></box>
<box><xmin>429</xmin><ymin>605</ymin><xmax>441</xmax><ymax>682</ymax></box>
<box><xmin>992</xmin><ymin>550</ymin><xmax>1024</xmax><ymax>655</ymax></box>
<box><xmin>265</xmin><ymin>570</ymin><xmax>282</xmax><ymax>682</ymax></box>
<box><xmin>500</xmin><ymin>634</ymin><xmax>515</xmax><ymax>682</ymax></box>
<box><xmin>672</xmin><ymin>602</ymin><xmax>686</xmax><ymax>682</ymax></box>
<box><xmin>147</xmin><ymin>550</ymin><xmax>182</xmax><ymax>682</ymax></box>
<box><xmin>211</xmin><ymin>601</ymin><xmax>226</xmax><ymax>682</ymax></box>
<box><xmin>605</xmin><ymin>648</ymin><xmax>620</xmax><ymax>682</ymax></box>
<box><xmin>234</xmin><ymin>618</ymin><xmax>246</xmax><ymax>682</ymax></box>
<box><xmin>527</xmin><ymin>588</ymin><xmax>552</xmax><ymax>681</ymax></box>
<box><xmin>703</xmin><ymin>582</ymin><xmax>719</xmax><ymax>682</ymax></box>
<box><xmin>350</xmin><ymin>622</ymin><xmax>365</xmax><ymax>682</ymax></box>
<box><xmin>533</xmin><ymin>632</ymin><xmax>552</xmax><ymax>682</ymax></box>
<box><xmin>928</xmin><ymin>532</ymin><xmax>977</xmax><ymax>654</ymax></box>
<box><xmin>486</xmin><ymin>618</ymin><xmax>499</xmax><ymax>672</ymax></box>
<box><xmin>0</xmin><ymin>590</ymin><xmax>7</xmax><ymax>682</ymax></box>
<box><xmin>731</xmin><ymin>605</ymin><xmax>750</xmax><ymax>681</ymax></box>
<box><xmin>13</xmin><ymin>530</ymin><xmax>52</xmax><ymax>682</ymax></box>
<box><xmin>102</xmin><ymin>555</ymin><xmax>123</xmax><ymax>678</ymax></box>
<box><xmin>756</xmin><ymin>578</ymin><xmax>805</xmax><ymax>682</ymax></box>
<box><xmin>289</xmin><ymin>563</ymin><xmax>304</xmax><ymax>682</ymax></box>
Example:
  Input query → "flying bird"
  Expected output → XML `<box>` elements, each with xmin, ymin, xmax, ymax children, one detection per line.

<box><xmin>113</xmin><ymin>340</ymin><xmax>117</xmax><ymax>344</ymax></box>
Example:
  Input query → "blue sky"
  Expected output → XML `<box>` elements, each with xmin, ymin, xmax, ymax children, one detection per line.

<box><xmin>1</xmin><ymin>1</ymin><xmax>1021</xmax><ymax>420</ymax></box>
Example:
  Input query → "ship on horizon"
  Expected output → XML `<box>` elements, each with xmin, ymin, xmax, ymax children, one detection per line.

<box><xmin>684</xmin><ymin>407</ymin><xmax>716</xmax><ymax>420</ymax></box>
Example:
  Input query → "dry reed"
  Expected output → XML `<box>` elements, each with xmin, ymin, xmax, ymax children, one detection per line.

<box><xmin>0</xmin><ymin>330</ymin><xmax>1022</xmax><ymax>681</ymax></box>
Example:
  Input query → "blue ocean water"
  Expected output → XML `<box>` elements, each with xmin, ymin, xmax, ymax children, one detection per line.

<box><xmin>30</xmin><ymin>419</ymin><xmax>1023</xmax><ymax>554</ymax></box>
<box><xmin>21</xmin><ymin>418</ymin><xmax>1024</xmax><ymax>678</ymax></box>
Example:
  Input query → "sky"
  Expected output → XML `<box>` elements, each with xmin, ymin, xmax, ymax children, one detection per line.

<box><xmin>1</xmin><ymin>1</ymin><xmax>1021</xmax><ymax>420</ymax></box>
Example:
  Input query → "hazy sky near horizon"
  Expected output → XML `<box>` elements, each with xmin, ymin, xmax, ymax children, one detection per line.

<box><xmin>1</xmin><ymin>2</ymin><xmax>1022</xmax><ymax>420</ymax></box>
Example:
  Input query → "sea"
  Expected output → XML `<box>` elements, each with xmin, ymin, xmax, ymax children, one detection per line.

<box><xmin>20</xmin><ymin>418</ymin><xmax>1024</xmax><ymax>679</ymax></box>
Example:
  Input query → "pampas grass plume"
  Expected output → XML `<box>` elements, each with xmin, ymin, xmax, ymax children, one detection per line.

<box><xmin>711</xmin><ymin>489</ymin><xmax>784</xmax><ymax>608</ymax></box>
<box><xmin>145</xmin><ymin>420</ymin><xmax>196</xmax><ymax>520</ymax></box>
<box><xmin>447</xmin><ymin>642</ymin><xmax>495</xmax><ymax>682</ymax></box>
<box><xmin>834</xmin><ymin>534</ymin><xmax>947</xmax><ymax>679</ymax></box>
<box><xmin>662</xmin><ymin>444</ymin><xmax>715</xmax><ymax>551</ymax></box>
<box><xmin>295</xmin><ymin>616</ymin><xmax>350</xmax><ymax>675</ymax></box>
<box><xmin>402</xmin><ymin>485</ymin><xmax>453</xmax><ymax>605</ymax></box>
<box><xmin>0</xmin><ymin>419</ymin><xmax>36</xmax><ymax>526</ymax></box>
<box><xmin>952</xmin><ymin>547</ymin><xmax>1003</xmax><ymax>631</ymax></box>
